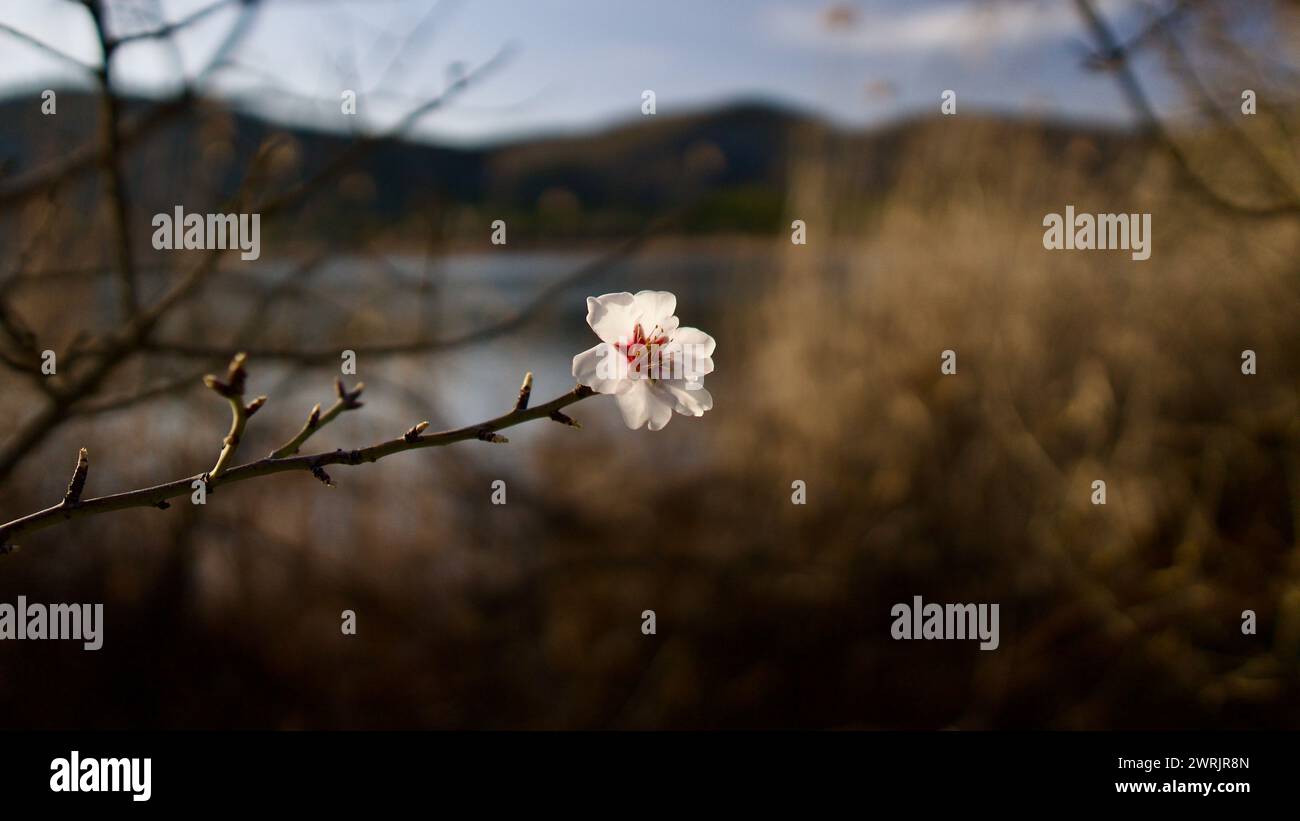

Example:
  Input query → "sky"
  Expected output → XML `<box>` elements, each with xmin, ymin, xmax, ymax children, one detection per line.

<box><xmin>0</xmin><ymin>0</ymin><xmax>1229</xmax><ymax>145</ymax></box>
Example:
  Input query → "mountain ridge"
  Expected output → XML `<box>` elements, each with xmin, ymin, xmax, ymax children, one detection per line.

<box><xmin>0</xmin><ymin>90</ymin><xmax>1146</xmax><ymax>241</ymax></box>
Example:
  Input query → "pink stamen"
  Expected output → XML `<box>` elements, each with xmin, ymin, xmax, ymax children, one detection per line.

<box><xmin>614</xmin><ymin>323</ymin><xmax>671</xmax><ymax>377</ymax></box>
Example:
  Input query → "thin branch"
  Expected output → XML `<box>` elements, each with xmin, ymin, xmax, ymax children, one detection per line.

<box><xmin>87</xmin><ymin>0</ymin><xmax>141</xmax><ymax>319</ymax></box>
<box><xmin>1152</xmin><ymin>17</ymin><xmax>1300</xmax><ymax>206</ymax></box>
<box><xmin>1072</xmin><ymin>0</ymin><xmax>1300</xmax><ymax>217</ymax></box>
<box><xmin>0</xmin><ymin>0</ymin><xmax>260</xmax><ymax>212</ymax></box>
<box><xmin>0</xmin><ymin>95</ymin><xmax>196</xmax><ymax>212</ymax></box>
<box><xmin>368</xmin><ymin>0</ymin><xmax>458</xmax><ymax>94</ymax></box>
<box><xmin>111</xmin><ymin>0</ymin><xmax>234</xmax><ymax>48</ymax></box>
<box><xmin>0</xmin><ymin>379</ymin><xmax>595</xmax><ymax>550</ymax></box>
<box><xmin>0</xmin><ymin>249</ymin><xmax>45</xmax><ymax>380</ymax></box>
<box><xmin>68</xmin><ymin>370</ymin><xmax>204</xmax><ymax>416</ymax></box>
<box><xmin>269</xmin><ymin>377</ymin><xmax>364</xmax><ymax>458</ymax></box>
<box><xmin>66</xmin><ymin>254</ymin><xmax>329</xmax><ymax>418</ymax></box>
<box><xmin>0</xmin><ymin>43</ymin><xmax>508</xmax><ymax>483</ymax></box>
<box><xmin>0</xmin><ymin>242</ymin><xmax>217</xmax><ymax>485</ymax></box>
<box><xmin>203</xmin><ymin>353</ymin><xmax>266</xmax><ymax>479</ymax></box>
<box><xmin>0</xmin><ymin>21</ymin><xmax>96</xmax><ymax>73</ymax></box>
<box><xmin>138</xmin><ymin>216</ymin><xmax>671</xmax><ymax>362</ymax></box>
<box><xmin>1080</xmin><ymin>0</ymin><xmax>1195</xmax><ymax>70</ymax></box>
<box><xmin>0</xmin><ymin>134</ymin><xmax>278</xmax><ymax>484</ymax></box>
<box><xmin>62</xmin><ymin>448</ymin><xmax>90</xmax><ymax>506</ymax></box>
<box><xmin>251</xmin><ymin>45</ymin><xmax>514</xmax><ymax>218</ymax></box>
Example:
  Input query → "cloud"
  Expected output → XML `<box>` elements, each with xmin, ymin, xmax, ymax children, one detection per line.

<box><xmin>762</xmin><ymin>0</ymin><xmax>1135</xmax><ymax>57</ymax></box>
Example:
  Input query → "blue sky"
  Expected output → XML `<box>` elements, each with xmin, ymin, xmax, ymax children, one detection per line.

<box><xmin>0</xmin><ymin>0</ymin><xmax>1229</xmax><ymax>144</ymax></box>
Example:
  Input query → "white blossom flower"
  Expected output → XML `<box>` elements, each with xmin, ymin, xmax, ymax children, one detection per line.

<box><xmin>572</xmin><ymin>290</ymin><xmax>715</xmax><ymax>430</ymax></box>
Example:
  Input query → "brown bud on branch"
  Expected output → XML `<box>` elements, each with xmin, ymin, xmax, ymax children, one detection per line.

<box><xmin>62</xmin><ymin>447</ymin><xmax>89</xmax><ymax>506</ymax></box>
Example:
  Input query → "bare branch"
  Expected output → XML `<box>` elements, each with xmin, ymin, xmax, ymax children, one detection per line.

<box><xmin>204</xmin><ymin>352</ymin><xmax>264</xmax><ymax>479</ymax></box>
<box><xmin>1072</xmin><ymin>0</ymin><xmax>1300</xmax><ymax>217</ymax></box>
<box><xmin>1080</xmin><ymin>0</ymin><xmax>1195</xmax><ymax>70</ymax></box>
<box><xmin>65</xmin><ymin>254</ymin><xmax>330</xmax><ymax>418</ymax></box>
<box><xmin>0</xmin><ymin>40</ymin><xmax>510</xmax><ymax>484</ymax></box>
<box><xmin>138</xmin><ymin>216</ymin><xmax>671</xmax><ymax>363</ymax></box>
<box><xmin>67</xmin><ymin>370</ymin><xmax>202</xmax><ymax>416</ymax></box>
<box><xmin>1151</xmin><ymin>17</ymin><xmax>1300</xmax><ymax>206</ymax></box>
<box><xmin>63</xmin><ymin>448</ymin><xmax>89</xmax><ymax>506</ymax></box>
<box><xmin>0</xmin><ymin>0</ymin><xmax>259</xmax><ymax>212</ymax></box>
<box><xmin>111</xmin><ymin>0</ymin><xmax>235</xmax><ymax>48</ymax></box>
<box><xmin>0</xmin><ymin>382</ymin><xmax>596</xmax><ymax>549</ymax></box>
<box><xmin>252</xmin><ymin>45</ymin><xmax>514</xmax><ymax>218</ymax></box>
<box><xmin>268</xmin><ymin>378</ymin><xmax>365</xmax><ymax>458</ymax></box>
<box><xmin>368</xmin><ymin>0</ymin><xmax>458</xmax><ymax>94</ymax></box>
<box><xmin>0</xmin><ymin>21</ymin><xmax>96</xmax><ymax>73</ymax></box>
<box><xmin>86</xmin><ymin>0</ymin><xmax>141</xmax><ymax>319</ymax></box>
<box><xmin>0</xmin><ymin>95</ymin><xmax>196</xmax><ymax>212</ymax></box>
<box><xmin>0</xmin><ymin>134</ymin><xmax>278</xmax><ymax>484</ymax></box>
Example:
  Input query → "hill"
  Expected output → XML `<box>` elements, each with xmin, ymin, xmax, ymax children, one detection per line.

<box><xmin>0</xmin><ymin>90</ymin><xmax>1145</xmax><ymax>242</ymax></box>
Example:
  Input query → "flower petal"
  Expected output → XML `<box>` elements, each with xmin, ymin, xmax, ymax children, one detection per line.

<box><xmin>572</xmin><ymin>343</ymin><xmax>628</xmax><ymax>394</ymax></box>
<box><xmin>672</xmin><ymin>326</ymin><xmax>716</xmax><ymax>358</ymax></box>
<box><xmin>690</xmin><ymin>356</ymin><xmax>715</xmax><ymax>378</ymax></box>
<box><xmin>579</xmin><ymin>290</ymin><xmax>713</xmax><ymax>430</ymax></box>
<box><xmin>659</xmin><ymin>381</ymin><xmax>713</xmax><ymax>417</ymax></box>
<box><xmin>632</xmin><ymin>290</ymin><xmax>677</xmax><ymax>329</ymax></box>
<box><xmin>614</xmin><ymin>381</ymin><xmax>653</xmax><ymax>429</ymax></box>
<box><xmin>586</xmin><ymin>293</ymin><xmax>637</xmax><ymax>344</ymax></box>
<box><xmin>647</xmin><ymin>391</ymin><xmax>675</xmax><ymax>430</ymax></box>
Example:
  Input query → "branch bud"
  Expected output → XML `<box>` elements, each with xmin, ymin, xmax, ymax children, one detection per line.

<box><xmin>549</xmin><ymin>411</ymin><xmax>581</xmax><ymax>429</ymax></box>
<box><xmin>63</xmin><ymin>447</ymin><xmax>89</xmax><ymax>506</ymax></box>
<box><xmin>515</xmin><ymin>371</ymin><xmax>533</xmax><ymax>411</ymax></box>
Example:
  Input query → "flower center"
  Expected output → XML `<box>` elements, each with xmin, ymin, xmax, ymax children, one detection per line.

<box><xmin>616</xmin><ymin>323</ymin><xmax>671</xmax><ymax>378</ymax></box>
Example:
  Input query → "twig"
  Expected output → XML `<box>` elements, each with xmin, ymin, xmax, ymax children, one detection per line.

<box><xmin>1152</xmin><ymin>16</ymin><xmax>1300</xmax><ymax>207</ymax></box>
<box><xmin>0</xmin><ymin>0</ymin><xmax>260</xmax><ymax>213</ymax></box>
<box><xmin>111</xmin><ymin>0</ymin><xmax>234</xmax><ymax>48</ymax></box>
<box><xmin>0</xmin><ymin>21</ymin><xmax>96</xmax><ymax>73</ymax></box>
<box><xmin>63</xmin><ymin>448</ymin><xmax>90</xmax><ymax>506</ymax></box>
<box><xmin>269</xmin><ymin>377</ymin><xmax>365</xmax><ymax>458</ymax></box>
<box><xmin>1079</xmin><ymin>0</ymin><xmax>1194</xmax><ymax>70</ymax></box>
<box><xmin>137</xmin><ymin>215</ymin><xmax>676</xmax><ymax>363</ymax></box>
<box><xmin>1072</xmin><ymin>0</ymin><xmax>1300</xmax><ymax>217</ymax></box>
<box><xmin>0</xmin><ymin>95</ymin><xmax>196</xmax><ymax>212</ymax></box>
<box><xmin>0</xmin><ymin>129</ymin><xmax>279</xmax><ymax>484</ymax></box>
<box><xmin>203</xmin><ymin>353</ymin><xmax>266</xmax><ymax>480</ymax></box>
<box><xmin>0</xmin><ymin>376</ymin><xmax>595</xmax><ymax>549</ymax></box>
<box><xmin>251</xmin><ymin>45</ymin><xmax>514</xmax><ymax>217</ymax></box>
<box><xmin>69</xmin><ymin>371</ymin><xmax>201</xmax><ymax>416</ymax></box>
<box><xmin>67</xmin><ymin>254</ymin><xmax>331</xmax><ymax>418</ymax></box>
<box><xmin>0</xmin><ymin>42</ymin><xmax>522</xmax><ymax>484</ymax></box>
<box><xmin>87</xmin><ymin>0</ymin><xmax>141</xmax><ymax>319</ymax></box>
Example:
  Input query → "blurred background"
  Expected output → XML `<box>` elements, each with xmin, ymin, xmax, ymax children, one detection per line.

<box><xmin>0</xmin><ymin>0</ymin><xmax>1297</xmax><ymax>729</ymax></box>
